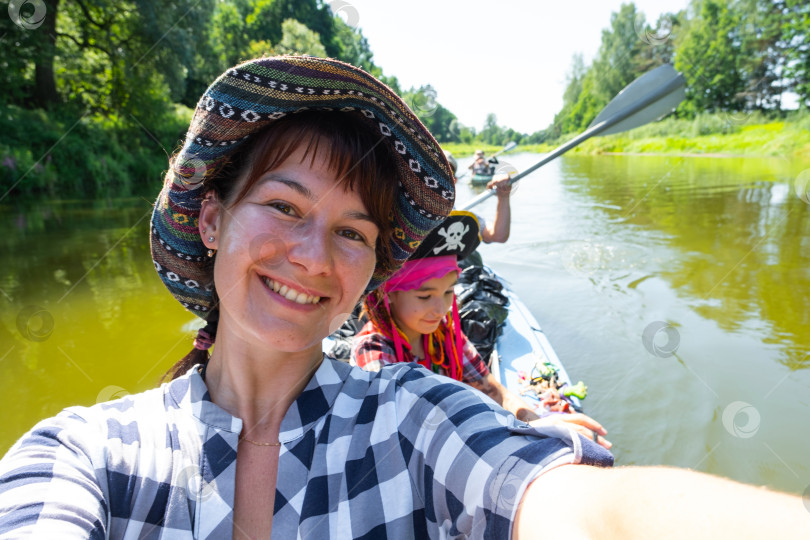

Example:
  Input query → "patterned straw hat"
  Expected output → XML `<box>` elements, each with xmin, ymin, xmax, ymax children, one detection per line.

<box><xmin>151</xmin><ymin>56</ymin><xmax>455</xmax><ymax>319</ymax></box>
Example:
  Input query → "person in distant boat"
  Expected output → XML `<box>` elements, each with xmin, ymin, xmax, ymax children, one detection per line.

<box><xmin>470</xmin><ymin>148</ymin><xmax>492</xmax><ymax>175</ymax></box>
<box><xmin>446</xmin><ymin>149</ymin><xmax>512</xmax><ymax>243</ymax></box>
<box><xmin>352</xmin><ymin>212</ymin><xmax>612</xmax><ymax>448</ymax></box>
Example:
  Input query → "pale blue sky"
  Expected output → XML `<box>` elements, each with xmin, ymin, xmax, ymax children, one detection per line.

<box><xmin>339</xmin><ymin>0</ymin><xmax>691</xmax><ymax>134</ymax></box>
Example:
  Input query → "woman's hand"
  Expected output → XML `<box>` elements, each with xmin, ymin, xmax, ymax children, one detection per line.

<box><xmin>530</xmin><ymin>413</ymin><xmax>612</xmax><ymax>449</ymax></box>
<box><xmin>473</xmin><ymin>375</ymin><xmax>611</xmax><ymax>449</ymax></box>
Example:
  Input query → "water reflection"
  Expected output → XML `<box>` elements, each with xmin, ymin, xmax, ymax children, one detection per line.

<box><xmin>560</xmin><ymin>155</ymin><xmax>810</xmax><ymax>370</ymax></box>
<box><xmin>465</xmin><ymin>153</ymin><xmax>809</xmax><ymax>495</ymax></box>
<box><xmin>0</xmin><ymin>198</ymin><xmax>191</xmax><ymax>451</ymax></box>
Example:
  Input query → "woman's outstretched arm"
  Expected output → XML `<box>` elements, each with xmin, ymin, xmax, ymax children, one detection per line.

<box><xmin>515</xmin><ymin>463</ymin><xmax>808</xmax><ymax>539</ymax></box>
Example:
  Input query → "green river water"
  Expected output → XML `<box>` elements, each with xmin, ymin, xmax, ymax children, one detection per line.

<box><xmin>2</xmin><ymin>153</ymin><xmax>809</xmax><ymax>496</ymax></box>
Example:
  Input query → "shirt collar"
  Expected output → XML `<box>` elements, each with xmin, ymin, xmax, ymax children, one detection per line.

<box><xmin>170</xmin><ymin>358</ymin><xmax>353</xmax><ymax>440</ymax></box>
<box><xmin>170</xmin><ymin>365</ymin><xmax>243</xmax><ymax>432</ymax></box>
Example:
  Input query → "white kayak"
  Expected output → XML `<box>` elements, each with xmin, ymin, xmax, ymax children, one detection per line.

<box><xmin>488</xmin><ymin>270</ymin><xmax>584</xmax><ymax>413</ymax></box>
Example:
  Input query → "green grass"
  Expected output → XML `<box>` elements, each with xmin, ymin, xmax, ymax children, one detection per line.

<box><xmin>440</xmin><ymin>143</ymin><xmax>514</xmax><ymax>157</ymax></box>
<box><xmin>443</xmin><ymin>112</ymin><xmax>810</xmax><ymax>158</ymax></box>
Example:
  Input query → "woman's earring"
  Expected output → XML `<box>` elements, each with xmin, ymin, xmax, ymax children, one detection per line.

<box><xmin>206</xmin><ymin>235</ymin><xmax>216</xmax><ymax>258</ymax></box>
<box><xmin>208</xmin><ymin>236</ymin><xmax>215</xmax><ymax>242</ymax></box>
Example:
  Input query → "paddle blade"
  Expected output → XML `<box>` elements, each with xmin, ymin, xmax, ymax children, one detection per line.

<box><xmin>588</xmin><ymin>64</ymin><xmax>686</xmax><ymax>136</ymax></box>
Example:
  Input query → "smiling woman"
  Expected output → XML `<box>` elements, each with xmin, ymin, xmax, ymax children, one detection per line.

<box><xmin>0</xmin><ymin>56</ymin><xmax>803</xmax><ymax>540</ymax></box>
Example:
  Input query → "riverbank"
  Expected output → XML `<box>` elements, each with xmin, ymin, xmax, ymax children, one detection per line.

<box><xmin>443</xmin><ymin>112</ymin><xmax>810</xmax><ymax>159</ymax></box>
<box><xmin>4</xmin><ymin>107</ymin><xmax>808</xmax><ymax>200</ymax></box>
<box><xmin>1</xmin><ymin>104</ymin><xmax>192</xmax><ymax>200</ymax></box>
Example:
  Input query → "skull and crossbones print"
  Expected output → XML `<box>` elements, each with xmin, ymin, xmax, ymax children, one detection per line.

<box><xmin>433</xmin><ymin>221</ymin><xmax>469</xmax><ymax>254</ymax></box>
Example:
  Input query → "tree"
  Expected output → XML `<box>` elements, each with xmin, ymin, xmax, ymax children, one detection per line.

<box><xmin>43</xmin><ymin>0</ymin><xmax>216</xmax><ymax>118</ymax></box>
<box><xmin>33</xmin><ymin>0</ymin><xmax>60</xmax><ymax>108</ymax></box>
<box><xmin>734</xmin><ymin>0</ymin><xmax>787</xmax><ymax>110</ymax></box>
<box><xmin>674</xmin><ymin>0</ymin><xmax>745</xmax><ymax>114</ymax></box>
<box><xmin>457</xmin><ymin>125</ymin><xmax>475</xmax><ymax>144</ymax></box>
<box><xmin>0</xmin><ymin>0</ymin><xmax>53</xmax><ymax>106</ymax></box>
<box><xmin>781</xmin><ymin>0</ymin><xmax>810</xmax><ymax>106</ymax></box>
<box><xmin>552</xmin><ymin>53</ymin><xmax>587</xmax><ymax>135</ymax></box>
<box><xmin>479</xmin><ymin>113</ymin><xmax>505</xmax><ymax>145</ymax></box>
<box><xmin>526</xmin><ymin>128</ymin><xmax>551</xmax><ymax>144</ymax></box>
<box><xmin>635</xmin><ymin>10</ymin><xmax>684</xmax><ymax>72</ymax></box>
<box><xmin>401</xmin><ymin>86</ymin><xmax>459</xmax><ymax>142</ymax></box>
<box><xmin>274</xmin><ymin>19</ymin><xmax>327</xmax><ymax>57</ymax></box>
<box><xmin>556</xmin><ymin>3</ymin><xmax>650</xmax><ymax>132</ymax></box>
<box><xmin>590</xmin><ymin>3</ymin><xmax>647</xmax><ymax>104</ymax></box>
<box><xmin>562</xmin><ymin>73</ymin><xmax>606</xmax><ymax>132</ymax></box>
<box><xmin>332</xmin><ymin>16</ymin><xmax>375</xmax><ymax>69</ymax></box>
<box><xmin>210</xmin><ymin>0</ymin><xmax>253</xmax><ymax>68</ymax></box>
<box><xmin>247</xmin><ymin>0</ymin><xmax>339</xmax><ymax>57</ymax></box>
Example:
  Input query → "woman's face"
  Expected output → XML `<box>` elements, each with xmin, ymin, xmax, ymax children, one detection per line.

<box><xmin>200</xmin><ymin>145</ymin><xmax>380</xmax><ymax>354</ymax></box>
<box><xmin>388</xmin><ymin>271</ymin><xmax>458</xmax><ymax>341</ymax></box>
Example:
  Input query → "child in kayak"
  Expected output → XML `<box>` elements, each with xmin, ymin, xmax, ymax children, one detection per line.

<box><xmin>352</xmin><ymin>212</ymin><xmax>611</xmax><ymax>447</ymax></box>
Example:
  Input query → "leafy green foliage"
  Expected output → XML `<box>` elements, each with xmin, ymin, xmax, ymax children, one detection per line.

<box><xmin>0</xmin><ymin>104</ymin><xmax>191</xmax><ymax>198</ymax></box>
<box><xmin>400</xmin><ymin>86</ymin><xmax>460</xmax><ymax>142</ymax></box>
<box><xmin>781</xmin><ymin>0</ymin><xmax>810</xmax><ymax>106</ymax></box>
<box><xmin>3</xmin><ymin>0</ymin><xmax>809</xmax><ymax>199</ymax></box>
<box><xmin>210</xmin><ymin>0</ymin><xmax>254</xmax><ymax>68</ymax></box>
<box><xmin>495</xmin><ymin>111</ymin><xmax>810</xmax><ymax>157</ymax></box>
<box><xmin>0</xmin><ymin>0</ymin><xmax>400</xmax><ymax>198</ymax></box>
<box><xmin>246</xmin><ymin>0</ymin><xmax>339</xmax><ymax>56</ymax></box>
<box><xmin>675</xmin><ymin>0</ymin><xmax>745</xmax><ymax>114</ymax></box>
<box><xmin>275</xmin><ymin>18</ymin><xmax>327</xmax><ymax>56</ymax></box>
<box><xmin>554</xmin><ymin>0</ymin><xmax>809</xmax><ymax>134</ymax></box>
<box><xmin>553</xmin><ymin>3</ymin><xmax>654</xmax><ymax>134</ymax></box>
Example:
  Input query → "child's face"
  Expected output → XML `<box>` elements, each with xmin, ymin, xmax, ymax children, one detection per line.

<box><xmin>388</xmin><ymin>270</ymin><xmax>458</xmax><ymax>339</ymax></box>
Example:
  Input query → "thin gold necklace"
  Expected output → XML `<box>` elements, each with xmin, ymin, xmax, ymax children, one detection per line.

<box><xmin>239</xmin><ymin>434</ymin><xmax>281</xmax><ymax>447</ymax></box>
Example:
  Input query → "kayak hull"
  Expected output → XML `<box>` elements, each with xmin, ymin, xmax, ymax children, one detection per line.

<box><xmin>470</xmin><ymin>173</ymin><xmax>493</xmax><ymax>186</ymax></box>
<box><xmin>490</xmin><ymin>271</ymin><xmax>582</xmax><ymax>412</ymax></box>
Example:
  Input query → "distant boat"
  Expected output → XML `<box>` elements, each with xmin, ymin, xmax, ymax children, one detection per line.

<box><xmin>470</xmin><ymin>172</ymin><xmax>493</xmax><ymax>186</ymax></box>
<box><xmin>469</xmin><ymin>155</ymin><xmax>500</xmax><ymax>187</ymax></box>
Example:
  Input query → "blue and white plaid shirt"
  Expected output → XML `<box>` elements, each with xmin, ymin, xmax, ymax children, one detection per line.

<box><xmin>0</xmin><ymin>358</ymin><xmax>612</xmax><ymax>538</ymax></box>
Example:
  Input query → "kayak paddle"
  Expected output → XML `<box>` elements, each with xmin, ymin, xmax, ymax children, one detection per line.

<box><xmin>459</xmin><ymin>64</ymin><xmax>686</xmax><ymax>210</ymax></box>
